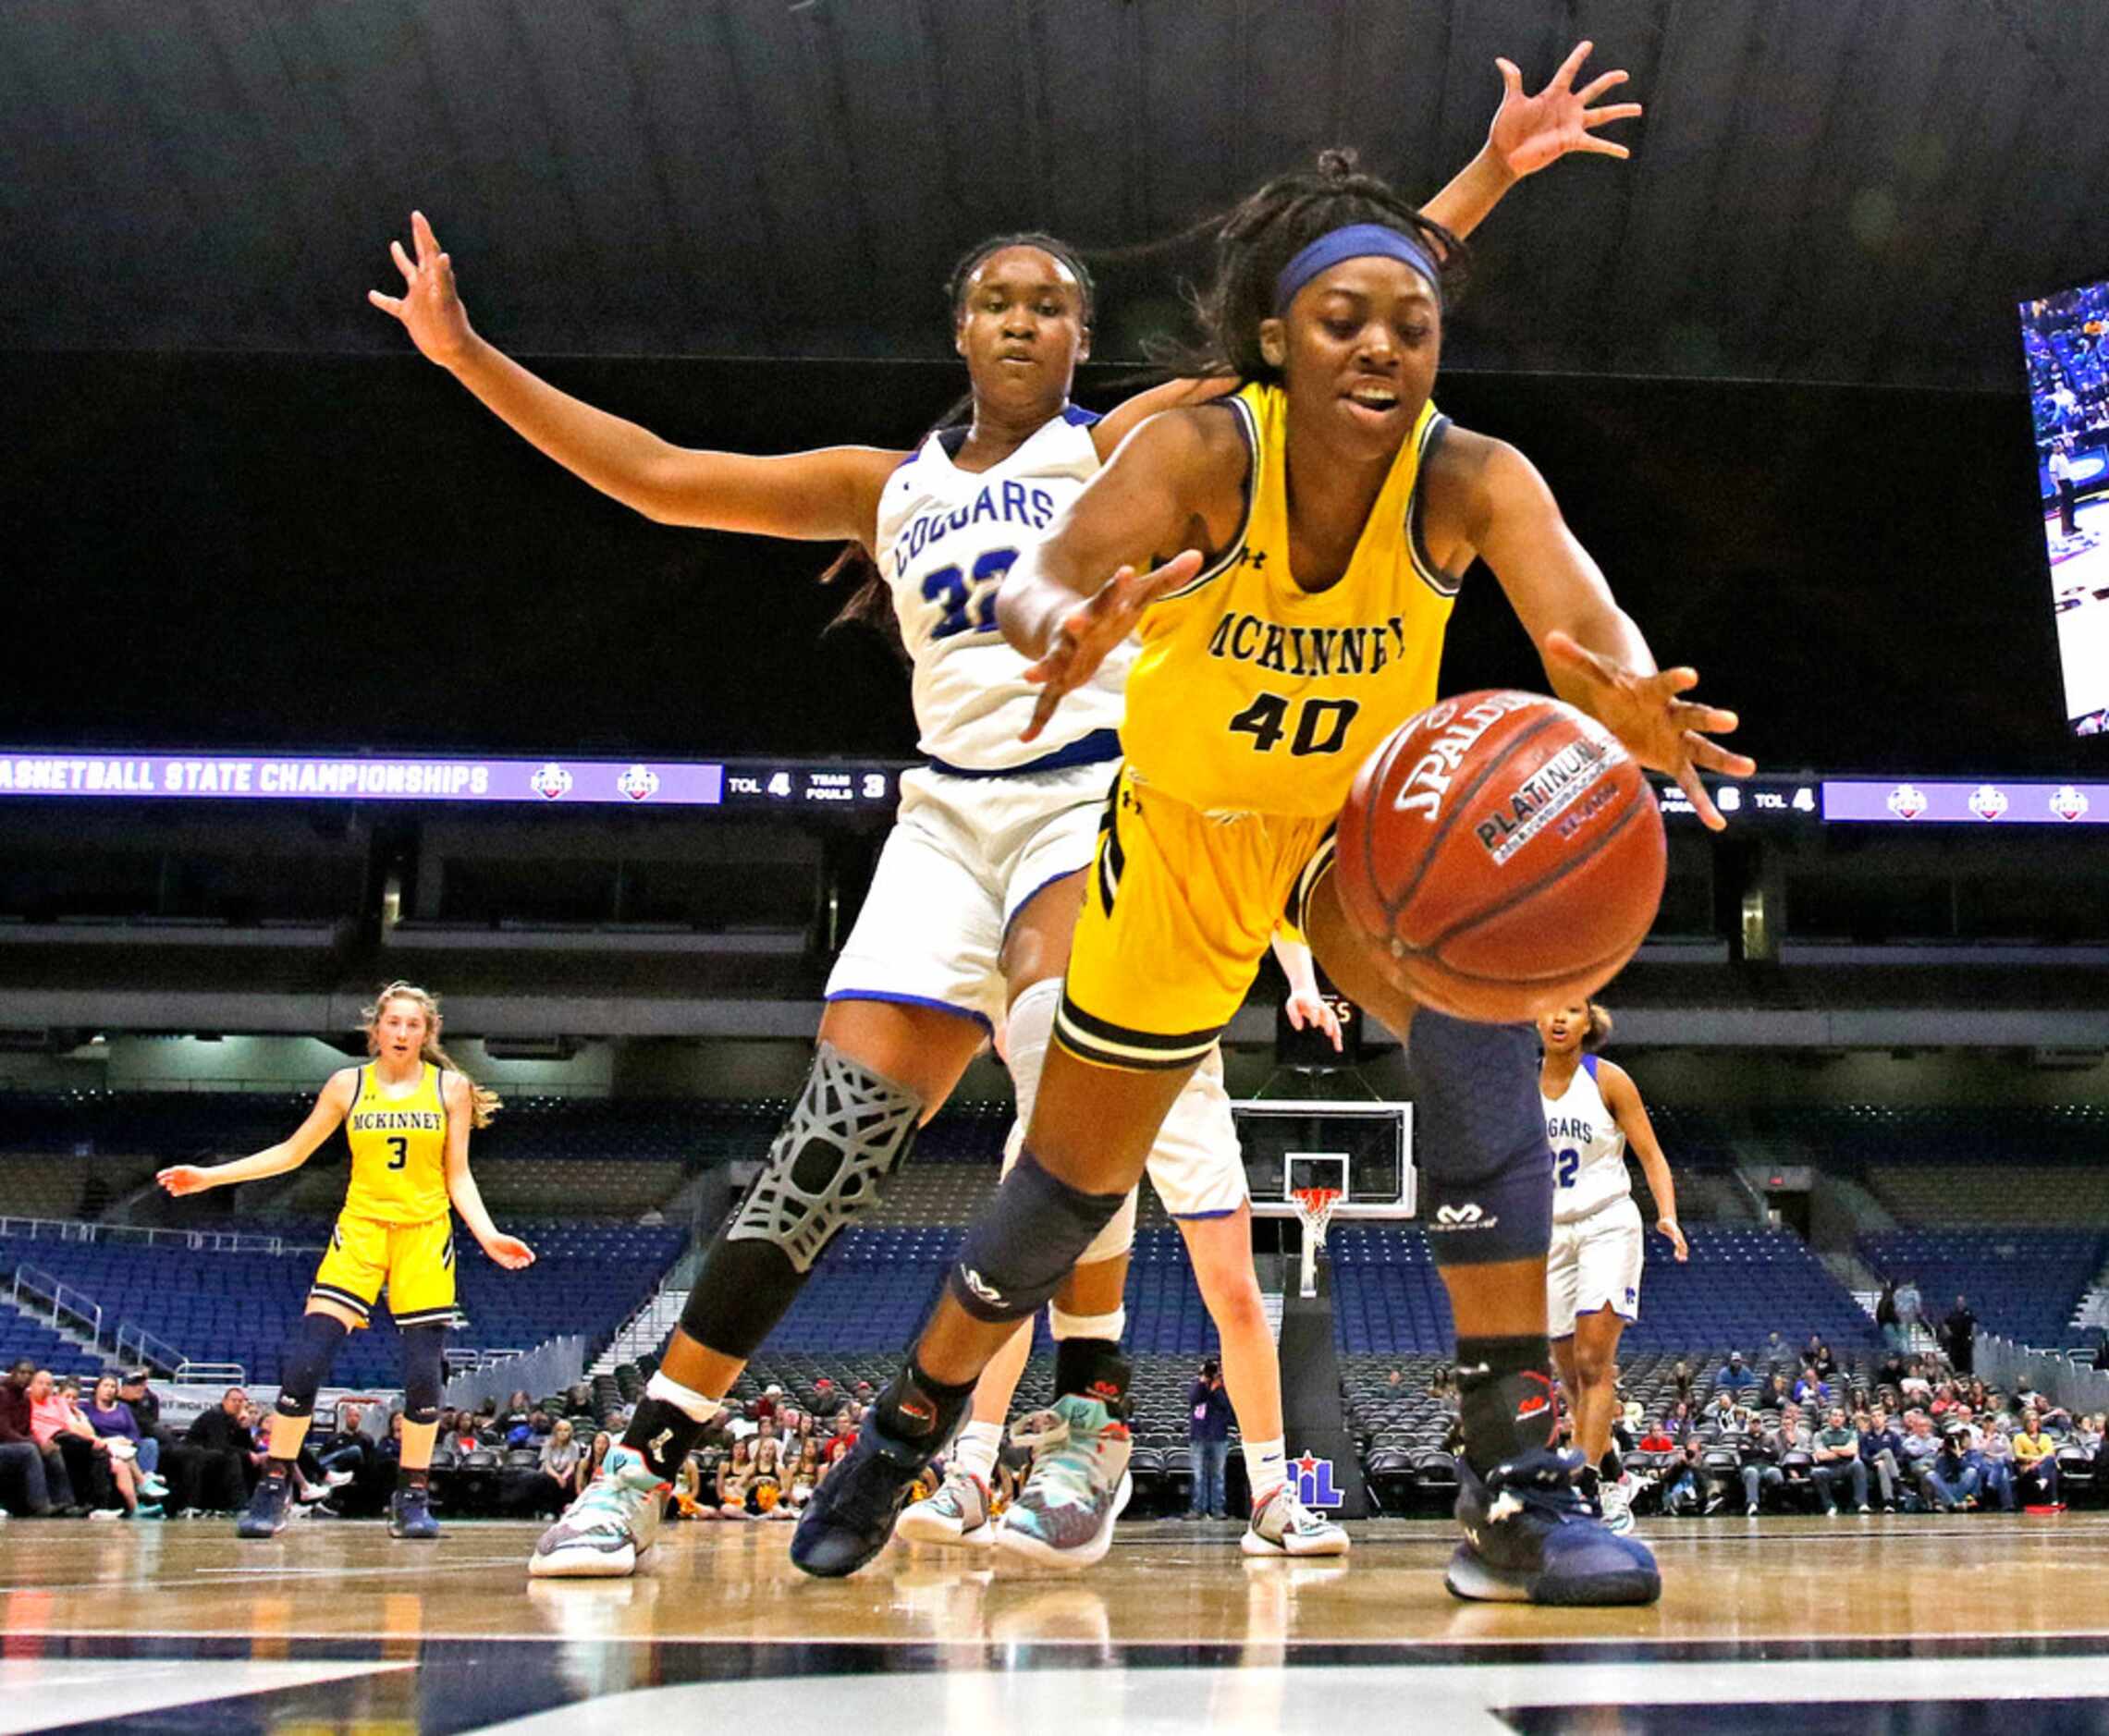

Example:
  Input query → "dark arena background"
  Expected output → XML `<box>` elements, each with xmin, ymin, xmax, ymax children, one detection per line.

<box><xmin>4</xmin><ymin>4</ymin><xmax>2109</xmax><ymax>1732</ymax></box>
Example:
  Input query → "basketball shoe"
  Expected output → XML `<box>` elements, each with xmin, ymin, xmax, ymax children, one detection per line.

<box><xmin>235</xmin><ymin>1473</ymin><xmax>292</xmax><ymax>1539</ymax></box>
<box><xmin>1240</xmin><ymin>1482</ymin><xmax>1351</xmax><ymax>1557</ymax></box>
<box><xmin>388</xmin><ymin>1486</ymin><xmax>440</xmax><ymax>1540</ymax></box>
<box><xmin>898</xmin><ymin>1468</ymin><xmax>995</xmax><ymax>1547</ymax></box>
<box><xmin>790</xmin><ymin>1413</ymin><xmax>934</xmax><ymax>1579</ymax></box>
<box><xmin>993</xmin><ymin>1398</ymin><xmax>1132</xmax><ymax>1569</ymax></box>
<box><xmin>528</xmin><ymin>1446</ymin><xmax>667</xmax><ymax>1579</ymax></box>
<box><xmin>1445</xmin><ymin>1449</ymin><xmax>1660</xmax><ymax>1605</ymax></box>
<box><xmin>1599</xmin><ymin>1473</ymin><xmax>1637</xmax><ymax>1536</ymax></box>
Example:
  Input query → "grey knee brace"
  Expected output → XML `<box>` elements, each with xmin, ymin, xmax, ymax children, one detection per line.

<box><xmin>684</xmin><ymin>1042</ymin><xmax>922</xmax><ymax>1359</ymax></box>
<box><xmin>1408</xmin><ymin>1009</ymin><xmax>1554</xmax><ymax>1266</ymax></box>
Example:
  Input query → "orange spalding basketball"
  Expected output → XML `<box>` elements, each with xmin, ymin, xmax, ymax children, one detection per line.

<box><xmin>1333</xmin><ymin>691</ymin><xmax>1665</xmax><ymax>1023</ymax></box>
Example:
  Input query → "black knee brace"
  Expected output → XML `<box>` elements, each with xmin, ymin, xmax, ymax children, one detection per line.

<box><xmin>1407</xmin><ymin>1009</ymin><xmax>1553</xmax><ymax>1266</ymax></box>
<box><xmin>276</xmin><ymin>1312</ymin><xmax>349</xmax><ymax>1417</ymax></box>
<box><xmin>947</xmin><ymin>1150</ymin><xmax>1132</xmax><ymax>1325</ymax></box>
<box><xmin>401</xmin><ymin>1324</ymin><xmax>446</xmax><ymax>1426</ymax></box>
<box><xmin>684</xmin><ymin>1042</ymin><xmax>924</xmax><ymax>1359</ymax></box>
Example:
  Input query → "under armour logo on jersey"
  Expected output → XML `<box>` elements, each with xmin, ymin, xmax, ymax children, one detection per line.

<box><xmin>961</xmin><ymin>1267</ymin><xmax>1003</xmax><ymax>1307</ymax></box>
<box><xmin>1234</xmin><ymin>547</ymin><xmax>1268</xmax><ymax>568</ymax></box>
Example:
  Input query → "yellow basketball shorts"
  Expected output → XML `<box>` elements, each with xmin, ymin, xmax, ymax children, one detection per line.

<box><xmin>311</xmin><ymin>1212</ymin><xmax>458</xmax><ymax>1329</ymax></box>
<box><xmin>1055</xmin><ymin>764</ymin><xmax>1336</xmax><ymax>1071</ymax></box>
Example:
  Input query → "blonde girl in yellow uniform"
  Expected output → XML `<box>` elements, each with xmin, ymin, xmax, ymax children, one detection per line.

<box><xmin>158</xmin><ymin>982</ymin><xmax>533</xmax><ymax>1540</ymax></box>
<box><xmin>794</xmin><ymin>151</ymin><xmax>1748</xmax><ymax>1601</ymax></box>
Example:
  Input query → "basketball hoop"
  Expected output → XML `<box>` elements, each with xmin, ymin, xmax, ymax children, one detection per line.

<box><xmin>1292</xmin><ymin>1187</ymin><xmax>1343</xmax><ymax>1300</ymax></box>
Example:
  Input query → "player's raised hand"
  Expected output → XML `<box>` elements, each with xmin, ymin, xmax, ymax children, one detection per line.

<box><xmin>368</xmin><ymin>211</ymin><xmax>475</xmax><ymax>368</ymax></box>
<box><xmin>1019</xmin><ymin>549</ymin><xmax>1202</xmax><ymax>741</ymax></box>
<box><xmin>1543</xmin><ymin>630</ymin><xmax>1754</xmax><ymax>830</ymax></box>
<box><xmin>483</xmin><ymin>1232</ymin><xmax>536</xmax><ymax>1270</ymax></box>
<box><xmin>1489</xmin><ymin>40</ymin><xmax>1642</xmax><ymax>177</ymax></box>
<box><xmin>156</xmin><ymin>1165</ymin><xmax>213</xmax><ymax>1197</ymax></box>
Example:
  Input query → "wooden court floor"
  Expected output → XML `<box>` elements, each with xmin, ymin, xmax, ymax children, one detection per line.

<box><xmin>5</xmin><ymin>1513</ymin><xmax>2109</xmax><ymax>1731</ymax></box>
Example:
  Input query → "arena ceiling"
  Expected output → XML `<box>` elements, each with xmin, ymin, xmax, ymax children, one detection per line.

<box><xmin>3</xmin><ymin>0</ymin><xmax>2103</xmax><ymax>387</ymax></box>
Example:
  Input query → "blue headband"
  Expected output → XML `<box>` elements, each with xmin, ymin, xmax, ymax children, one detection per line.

<box><xmin>1272</xmin><ymin>222</ymin><xmax>1443</xmax><ymax>315</ymax></box>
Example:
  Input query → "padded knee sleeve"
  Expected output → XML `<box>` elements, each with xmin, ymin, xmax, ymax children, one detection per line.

<box><xmin>401</xmin><ymin>1324</ymin><xmax>446</xmax><ymax>1425</ymax></box>
<box><xmin>1408</xmin><ymin>1009</ymin><xmax>1553</xmax><ymax>1266</ymax></box>
<box><xmin>687</xmin><ymin>1042</ymin><xmax>923</xmax><ymax>1359</ymax></box>
<box><xmin>276</xmin><ymin>1312</ymin><xmax>349</xmax><ymax>1416</ymax></box>
<box><xmin>1004</xmin><ymin>1125</ymin><xmax>1136</xmax><ymax>1265</ymax></box>
<box><xmin>949</xmin><ymin>1150</ymin><xmax>1131</xmax><ymax>1325</ymax></box>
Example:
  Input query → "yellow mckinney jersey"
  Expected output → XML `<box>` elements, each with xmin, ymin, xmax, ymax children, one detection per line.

<box><xmin>1121</xmin><ymin>381</ymin><xmax>1457</xmax><ymax>819</ymax></box>
<box><xmin>341</xmin><ymin>1061</ymin><xmax>450</xmax><ymax>1225</ymax></box>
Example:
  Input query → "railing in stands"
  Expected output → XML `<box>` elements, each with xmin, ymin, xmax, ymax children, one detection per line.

<box><xmin>176</xmin><ymin>1361</ymin><xmax>248</xmax><ymax>1385</ymax></box>
<box><xmin>442</xmin><ymin>1335</ymin><xmax>587</xmax><ymax>1411</ymax></box>
<box><xmin>1974</xmin><ymin>1330</ymin><xmax>2109</xmax><ymax>1417</ymax></box>
<box><xmin>0</xmin><ymin>1215</ymin><xmax>317</xmax><ymax>1253</ymax></box>
<box><xmin>116</xmin><ymin>1320</ymin><xmax>191</xmax><ymax>1378</ymax></box>
<box><xmin>10</xmin><ymin>1265</ymin><xmax>103</xmax><ymax>1342</ymax></box>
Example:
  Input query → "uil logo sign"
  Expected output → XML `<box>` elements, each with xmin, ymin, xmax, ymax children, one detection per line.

<box><xmin>530</xmin><ymin>763</ymin><xmax>573</xmax><ymax>801</ymax></box>
<box><xmin>2050</xmin><ymin>785</ymin><xmax>2090</xmax><ymax>823</ymax></box>
<box><xmin>617</xmin><ymin>764</ymin><xmax>660</xmax><ymax>802</ymax></box>
<box><xmin>1886</xmin><ymin>784</ymin><xmax>1927</xmax><ymax>820</ymax></box>
<box><xmin>1291</xmin><ymin>1451</ymin><xmax>1345</xmax><ymax>1510</ymax></box>
<box><xmin>1968</xmin><ymin>784</ymin><xmax>2008</xmax><ymax>822</ymax></box>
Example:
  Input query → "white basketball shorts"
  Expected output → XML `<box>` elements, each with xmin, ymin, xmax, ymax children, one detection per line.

<box><xmin>825</xmin><ymin>759</ymin><xmax>1115</xmax><ymax>1032</ymax></box>
<box><xmin>1547</xmin><ymin>1194</ymin><xmax>1645</xmax><ymax>1334</ymax></box>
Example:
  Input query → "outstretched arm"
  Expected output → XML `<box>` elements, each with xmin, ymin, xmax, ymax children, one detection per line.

<box><xmin>1421</xmin><ymin>41</ymin><xmax>1643</xmax><ymax>241</ymax></box>
<box><xmin>1453</xmin><ymin>432</ymin><xmax>1754</xmax><ymax>827</ymax></box>
<box><xmin>441</xmin><ymin>1074</ymin><xmax>534</xmax><ymax>1269</ymax></box>
<box><xmin>1272</xmin><ymin>935</ymin><xmax>1343</xmax><ymax>1053</ymax></box>
<box><xmin>370</xmin><ymin>212</ymin><xmax>900</xmax><ymax>540</ymax></box>
<box><xmin>1600</xmin><ymin>1061</ymin><xmax>1686</xmax><ymax>1261</ymax></box>
<box><xmin>156</xmin><ymin>1072</ymin><xmax>355</xmax><ymax>1195</ymax></box>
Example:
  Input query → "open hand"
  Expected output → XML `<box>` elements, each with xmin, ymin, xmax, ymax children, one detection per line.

<box><xmin>156</xmin><ymin>1165</ymin><xmax>212</xmax><ymax>1198</ymax></box>
<box><xmin>1020</xmin><ymin>550</ymin><xmax>1202</xmax><ymax>741</ymax></box>
<box><xmin>1544</xmin><ymin>630</ymin><xmax>1754</xmax><ymax>829</ymax></box>
<box><xmin>1490</xmin><ymin>41</ymin><xmax>1643</xmax><ymax>177</ymax></box>
<box><xmin>483</xmin><ymin>1233</ymin><xmax>536</xmax><ymax>1270</ymax></box>
<box><xmin>368</xmin><ymin>211</ymin><xmax>475</xmax><ymax>368</ymax></box>
<box><xmin>1659</xmin><ymin>1217</ymin><xmax>1690</xmax><ymax>1262</ymax></box>
<box><xmin>1284</xmin><ymin>991</ymin><xmax>1343</xmax><ymax>1053</ymax></box>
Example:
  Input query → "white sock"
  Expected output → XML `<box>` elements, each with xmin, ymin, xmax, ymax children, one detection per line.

<box><xmin>952</xmin><ymin>1421</ymin><xmax>1003</xmax><ymax>1485</ymax></box>
<box><xmin>644</xmin><ymin>1369</ymin><xmax>724</xmax><ymax>1425</ymax></box>
<box><xmin>1244</xmin><ymin>1437</ymin><xmax>1287</xmax><ymax>1506</ymax></box>
<box><xmin>1049</xmin><ymin>1305</ymin><xmax>1126</xmax><ymax>1341</ymax></box>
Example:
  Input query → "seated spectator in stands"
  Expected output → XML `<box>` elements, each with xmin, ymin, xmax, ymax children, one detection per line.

<box><xmin>785</xmin><ymin>1442</ymin><xmax>823</xmax><ymax>1511</ymax></box>
<box><xmin>1811</xmin><ymin>1408</ymin><xmax>1870</xmax><ymax>1514</ymax></box>
<box><xmin>852</xmin><ymin>1379</ymin><xmax>877</xmax><ymax>1411</ymax></box>
<box><xmin>1898</xmin><ymin>1410</ymin><xmax>1942</xmax><ymax>1506</ymax></box>
<box><xmin>1701</xmin><ymin>1390</ymin><xmax>1741</xmax><ymax>1436</ymax></box>
<box><xmin>308</xmin><ymin>1402</ymin><xmax>386</xmax><ymax>1518</ymax></box>
<box><xmin>1900</xmin><ymin>1358</ymin><xmax>1933</xmax><ymax>1403</ymax></box>
<box><xmin>810</xmin><ymin>1377</ymin><xmax>845</xmax><ymax>1421</ymax></box>
<box><xmin>2073</xmin><ymin>1412</ymin><xmax>2106</xmax><ymax>1460</ymax></box>
<box><xmin>83</xmin><ymin>1374</ymin><xmax>169</xmax><ymax>1511</ymax></box>
<box><xmin>30</xmin><ymin>1369</ymin><xmax>115</xmax><ymax>1517</ymax></box>
<box><xmin>1860</xmin><ymin>1406</ymin><xmax>1906</xmax><ymax>1512</ymax></box>
<box><xmin>1761</xmin><ymin>1330</ymin><xmax>1789</xmax><ymax>1367</ymax></box>
<box><xmin>749</xmin><ymin>1431</ymin><xmax>791</xmax><ymax>1520</ymax></box>
<box><xmin>179</xmin><ymin>1387</ymin><xmax>264</xmax><ymax>1514</ymax></box>
<box><xmin>1637</xmin><ymin>1414</ymin><xmax>1676</xmax><ymax>1453</ymax></box>
<box><xmin>1669</xmin><ymin>1360</ymin><xmax>1696</xmax><ymax>1410</ymax></box>
<box><xmin>1807</xmin><ymin>1336</ymin><xmax>1838</xmax><ymax>1380</ymax></box>
<box><xmin>1661</xmin><ymin>1400</ymin><xmax>1696</xmax><ymax>1442</ymax></box>
<box><xmin>1696</xmin><ymin>1399</ymin><xmax>1753</xmax><ymax>1515</ymax></box>
<box><xmin>1877</xmin><ymin>1348</ymin><xmax>1908</xmax><ymax>1391</ymax></box>
<box><xmin>753</xmin><ymin>1384</ymin><xmax>784</xmax><ymax>1426</ymax></box>
<box><xmin>1762</xmin><ymin>1372</ymin><xmax>1792</xmax><ymax>1412</ymax></box>
<box><xmin>497</xmin><ymin>1389</ymin><xmax>533</xmax><ymax>1435</ymax></box>
<box><xmin>1716</xmin><ymin>1352</ymin><xmax>1756</xmax><ymax>1396</ymax></box>
<box><xmin>536</xmin><ymin>1420</ymin><xmax>582</xmax><ymax>1515</ymax></box>
<box><xmin>1942</xmin><ymin>1296</ymin><xmax>1978</xmax><ymax>1376</ymax></box>
<box><xmin>1973</xmin><ymin>1418</ymin><xmax>2017</xmax><ymax>1512</ymax></box>
<box><xmin>822</xmin><ymin>1412</ymin><xmax>857</xmax><ymax>1468</ymax></box>
<box><xmin>1736</xmin><ymin>1421</ymin><xmax>1786</xmax><ymax>1517</ymax></box>
<box><xmin>577</xmin><ymin>1430</ymin><xmax>612</xmax><ymax>1501</ymax></box>
<box><xmin>2012</xmin><ymin>1410</ymin><xmax>2060</xmax><ymax>1507</ymax></box>
<box><xmin>1793</xmin><ymin>1365</ymin><xmax>1833</xmax><ymax>1409</ymax></box>
<box><xmin>1762</xmin><ymin>1404</ymin><xmax>1815</xmax><ymax>1507</ymax></box>
<box><xmin>115</xmin><ymin>1370</ymin><xmax>170</xmax><ymax>1461</ymax></box>
<box><xmin>0</xmin><ymin>1359</ymin><xmax>64</xmax><ymax>1515</ymax></box>
<box><xmin>1926</xmin><ymin>1426</ymin><xmax>1980</xmax><ymax>1512</ymax></box>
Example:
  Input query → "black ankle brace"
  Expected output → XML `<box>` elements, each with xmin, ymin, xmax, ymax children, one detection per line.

<box><xmin>876</xmin><ymin>1357</ymin><xmax>975</xmax><ymax>1447</ymax></box>
<box><xmin>1454</xmin><ymin>1334</ymin><xmax>1557</xmax><ymax>1476</ymax></box>
<box><xmin>1054</xmin><ymin>1338</ymin><xmax>1132</xmax><ymax>1421</ymax></box>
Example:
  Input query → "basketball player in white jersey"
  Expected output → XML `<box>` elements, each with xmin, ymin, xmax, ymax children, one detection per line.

<box><xmin>366</xmin><ymin>43</ymin><xmax>1642</xmax><ymax>1576</ymax></box>
<box><xmin>1539</xmin><ymin>1001</ymin><xmax>1685</xmax><ymax>1534</ymax></box>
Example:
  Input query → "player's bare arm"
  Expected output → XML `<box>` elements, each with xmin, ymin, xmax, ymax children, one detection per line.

<box><xmin>440</xmin><ymin>1072</ymin><xmax>534</xmax><ymax>1270</ymax></box>
<box><xmin>1426</xmin><ymin>425</ymin><xmax>1753</xmax><ymax>828</ymax></box>
<box><xmin>997</xmin><ymin>404</ymin><xmax>1245</xmax><ymax>739</ymax></box>
<box><xmin>155</xmin><ymin>1070</ymin><xmax>355</xmax><ymax>1196</ymax></box>
<box><xmin>371</xmin><ymin>211</ymin><xmax>901</xmax><ymax>543</ymax></box>
<box><xmin>1599</xmin><ymin>1060</ymin><xmax>1686</xmax><ymax>1262</ymax></box>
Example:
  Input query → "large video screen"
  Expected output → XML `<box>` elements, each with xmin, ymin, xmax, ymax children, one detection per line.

<box><xmin>2023</xmin><ymin>276</ymin><xmax>2109</xmax><ymax>736</ymax></box>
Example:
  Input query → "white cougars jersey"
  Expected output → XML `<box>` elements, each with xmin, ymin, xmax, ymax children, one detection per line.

<box><xmin>1542</xmin><ymin>1054</ymin><xmax>1631</xmax><ymax>1225</ymax></box>
<box><xmin>876</xmin><ymin>406</ymin><xmax>1132</xmax><ymax>773</ymax></box>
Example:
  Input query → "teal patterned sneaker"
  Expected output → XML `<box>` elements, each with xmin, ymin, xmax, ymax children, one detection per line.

<box><xmin>528</xmin><ymin>1446</ymin><xmax>668</xmax><ymax>1579</ymax></box>
<box><xmin>994</xmin><ymin>1398</ymin><xmax>1133</xmax><ymax>1570</ymax></box>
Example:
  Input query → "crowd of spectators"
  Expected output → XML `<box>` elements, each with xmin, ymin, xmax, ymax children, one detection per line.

<box><xmin>2026</xmin><ymin>281</ymin><xmax>2109</xmax><ymax>446</ymax></box>
<box><xmin>1623</xmin><ymin>1342</ymin><xmax>2100</xmax><ymax>1518</ymax></box>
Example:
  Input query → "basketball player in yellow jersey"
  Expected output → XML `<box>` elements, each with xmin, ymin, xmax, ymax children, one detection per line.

<box><xmin>158</xmin><ymin>983</ymin><xmax>533</xmax><ymax>1541</ymax></box>
<box><xmin>794</xmin><ymin>152</ymin><xmax>1751</xmax><ymax>1604</ymax></box>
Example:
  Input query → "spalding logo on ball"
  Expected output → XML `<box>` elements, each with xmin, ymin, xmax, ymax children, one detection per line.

<box><xmin>1334</xmin><ymin>691</ymin><xmax>1665</xmax><ymax>1023</ymax></box>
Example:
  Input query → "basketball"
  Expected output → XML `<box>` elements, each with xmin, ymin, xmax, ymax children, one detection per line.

<box><xmin>1332</xmin><ymin>690</ymin><xmax>1665</xmax><ymax>1023</ymax></box>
